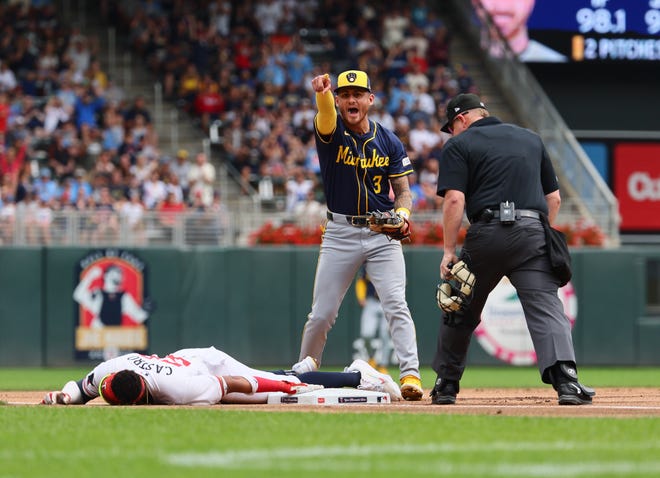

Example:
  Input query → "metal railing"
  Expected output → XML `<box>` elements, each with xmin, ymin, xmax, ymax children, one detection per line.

<box><xmin>448</xmin><ymin>0</ymin><xmax>620</xmax><ymax>246</ymax></box>
<box><xmin>0</xmin><ymin>198</ymin><xmax>593</xmax><ymax>248</ymax></box>
<box><xmin>0</xmin><ymin>210</ymin><xmax>235</xmax><ymax>248</ymax></box>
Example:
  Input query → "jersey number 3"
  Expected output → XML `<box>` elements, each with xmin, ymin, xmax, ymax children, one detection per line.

<box><xmin>373</xmin><ymin>175</ymin><xmax>383</xmax><ymax>193</ymax></box>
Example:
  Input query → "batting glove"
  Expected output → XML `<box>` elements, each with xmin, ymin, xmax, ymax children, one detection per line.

<box><xmin>41</xmin><ymin>391</ymin><xmax>72</xmax><ymax>405</ymax></box>
<box><xmin>285</xmin><ymin>382</ymin><xmax>324</xmax><ymax>395</ymax></box>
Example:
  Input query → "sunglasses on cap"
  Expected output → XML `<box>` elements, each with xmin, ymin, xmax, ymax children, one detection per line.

<box><xmin>447</xmin><ymin>109</ymin><xmax>474</xmax><ymax>134</ymax></box>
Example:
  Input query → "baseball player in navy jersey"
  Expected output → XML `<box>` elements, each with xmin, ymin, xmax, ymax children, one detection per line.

<box><xmin>292</xmin><ymin>70</ymin><xmax>423</xmax><ymax>400</ymax></box>
<box><xmin>40</xmin><ymin>346</ymin><xmax>403</xmax><ymax>405</ymax></box>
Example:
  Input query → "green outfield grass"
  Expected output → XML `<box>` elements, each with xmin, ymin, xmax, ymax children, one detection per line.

<box><xmin>0</xmin><ymin>406</ymin><xmax>659</xmax><ymax>478</ymax></box>
<box><xmin>1</xmin><ymin>366</ymin><xmax>659</xmax><ymax>477</ymax></box>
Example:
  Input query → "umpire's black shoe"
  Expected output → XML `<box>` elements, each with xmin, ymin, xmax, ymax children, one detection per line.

<box><xmin>430</xmin><ymin>378</ymin><xmax>459</xmax><ymax>405</ymax></box>
<box><xmin>557</xmin><ymin>381</ymin><xmax>595</xmax><ymax>405</ymax></box>
<box><xmin>548</xmin><ymin>362</ymin><xmax>595</xmax><ymax>405</ymax></box>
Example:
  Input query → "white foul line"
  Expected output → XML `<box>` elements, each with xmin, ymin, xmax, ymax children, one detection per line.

<box><xmin>449</xmin><ymin>404</ymin><xmax>660</xmax><ymax>411</ymax></box>
<box><xmin>164</xmin><ymin>441</ymin><xmax>660</xmax><ymax>476</ymax></box>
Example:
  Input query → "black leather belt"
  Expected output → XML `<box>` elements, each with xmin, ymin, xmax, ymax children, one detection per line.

<box><xmin>326</xmin><ymin>211</ymin><xmax>370</xmax><ymax>227</ymax></box>
<box><xmin>471</xmin><ymin>208</ymin><xmax>541</xmax><ymax>223</ymax></box>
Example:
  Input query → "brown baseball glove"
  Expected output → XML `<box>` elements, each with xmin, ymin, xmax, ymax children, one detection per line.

<box><xmin>367</xmin><ymin>210</ymin><xmax>411</xmax><ymax>242</ymax></box>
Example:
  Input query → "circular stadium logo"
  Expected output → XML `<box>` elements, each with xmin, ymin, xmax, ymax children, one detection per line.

<box><xmin>474</xmin><ymin>278</ymin><xmax>577</xmax><ymax>365</ymax></box>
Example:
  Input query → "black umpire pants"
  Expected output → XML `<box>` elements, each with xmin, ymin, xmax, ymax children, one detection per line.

<box><xmin>432</xmin><ymin>217</ymin><xmax>576</xmax><ymax>383</ymax></box>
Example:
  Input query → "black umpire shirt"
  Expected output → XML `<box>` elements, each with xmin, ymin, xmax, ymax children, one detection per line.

<box><xmin>436</xmin><ymin>117</ymin><xmax>558</xmax><ymax>222</ymax></box>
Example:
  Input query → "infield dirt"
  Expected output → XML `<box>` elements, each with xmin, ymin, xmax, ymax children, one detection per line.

<box><xmin>5</xmin><ymin>387</ymin><xmax>660</xmax><ymax>417</ymax></box>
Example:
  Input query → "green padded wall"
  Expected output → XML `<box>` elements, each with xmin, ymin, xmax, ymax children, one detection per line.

<box><xmin>1</xmin><ymin>246</ymin><xmax>660</xmax><ymax>367</ymax></box>
<box><xmin>0</xmin><ymin>248</ymin><xmax>43</xmax><ymax>366</ymax></box>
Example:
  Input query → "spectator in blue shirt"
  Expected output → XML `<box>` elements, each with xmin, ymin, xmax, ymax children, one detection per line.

<box><xmin>283</xmin><ymin>41</ymin><xmax>314</xmax><ymax>87</ymax></box>
<box><xmin>74</xmin><ymin>87</ymin><xmax>105</xmax><ymax>144</ymax></box>
<box><xmin>69</xmin><ymin>168</ymin><xmax>93</xmax><ymax>204</ymax></box>
<box><xmin>33</xmin><ymin>167</ymin><xmax>59</xmax><ymax>202</ymax></box>
<box><xmin>256</xmin><ymin>47</ymin><xmax>286</xmax><ymax>92</ymax></box>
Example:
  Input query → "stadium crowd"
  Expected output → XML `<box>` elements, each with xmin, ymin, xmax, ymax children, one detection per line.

<box><xmin>0</xmin><ymin>0</ymin><xmax>478</xmax><ymax>245</ymax></box>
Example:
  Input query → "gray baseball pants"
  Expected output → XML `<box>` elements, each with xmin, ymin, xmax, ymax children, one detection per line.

<box><xmin>298</xmin><ymin>216</ymin><xmax>420</xmax><ymax>380</ymax></box>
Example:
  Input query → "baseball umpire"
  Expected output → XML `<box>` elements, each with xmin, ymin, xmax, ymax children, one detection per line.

<box><xmin>291</xmin><ymin>70</ymin><xmax>423</xmax><ymax>400</ymax></box>
<box><xmin>430</xmin><ymin>93</ymin><xmax>595</xmax><ymax>406</ymax></box>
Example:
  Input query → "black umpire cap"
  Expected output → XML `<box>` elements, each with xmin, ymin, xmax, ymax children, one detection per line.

<box><xmin>441</xmin><ymin>93</ymin><xmax>487</xmax><ymax>133</ymax></box>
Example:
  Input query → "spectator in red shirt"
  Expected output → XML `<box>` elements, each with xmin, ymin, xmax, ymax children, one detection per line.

<box><xmin>157</xmin><ymin>190</ymin><xmax>186</xmax><ymax>240</ymax></box>
<box><xmin>194</xmin><ymin>79</ymin><xmax>225</xmax><ymax>132</ymax></box>
<box><xmin>233</xmin><ymin>30</ymin><xmax>254</xmax><ymax>72</ymax></box>
<box><xmin>0</xmin><ymin>91</ymin><xmax>10</xmax><ymax>136</ymax></box>
<box><xmin>0</xmin><ymin>142</ymin><xmax>26</xmax><ymax>188</ymax></box>
<box><xmin>427</xmin><ymin>25</ymin><xmax>451</xmax><ymax>67</ymax></box>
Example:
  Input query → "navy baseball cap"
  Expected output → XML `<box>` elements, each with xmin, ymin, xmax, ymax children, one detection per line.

<box><xmin>441</xmin><ymin>93</ymin><xmax>487</xmax><ymax>133</ymax></box>
<box><xmin>335</xmin><ymin>70</ymin><xmax>371</xmax><ymax>93</ymax></box>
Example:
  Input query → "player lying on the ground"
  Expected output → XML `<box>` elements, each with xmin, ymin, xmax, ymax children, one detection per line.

<box><xmin>41</xmin><ymin>346</ymin><xmax>402</xmax><ymax>405</ymax></box>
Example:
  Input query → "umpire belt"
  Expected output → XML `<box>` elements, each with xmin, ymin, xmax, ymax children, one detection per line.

<box><xmin>327</xmin><ymin>211</ymin><xmax>370</xmax><ymax>227</ymax></box>
<box><xmin>471</xmin><ymin>208</ymin><xmax>541</xmax><ymax>223</ymax></box>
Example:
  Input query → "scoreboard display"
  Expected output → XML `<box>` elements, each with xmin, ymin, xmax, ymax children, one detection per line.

<box><xmin>527</xmin><ymin>0</ymin><xmax>660</xmax><ymax>61</ymax></box>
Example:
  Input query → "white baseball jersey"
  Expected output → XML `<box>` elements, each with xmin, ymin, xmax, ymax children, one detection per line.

<box><xmin>81</xmin><ymin>346</ymin><xmax>300</xmax><ymax>405</ymax></box>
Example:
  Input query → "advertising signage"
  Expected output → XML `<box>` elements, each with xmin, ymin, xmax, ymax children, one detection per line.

<box><xmin>613</xmin><ymin>143</ymin><xmax>660</xmax><ymax>231</ymax></box>
<box><xmin>478</xmin><ymin>0</ymin><xmax>660</xmax><ymax>63</ymax></box>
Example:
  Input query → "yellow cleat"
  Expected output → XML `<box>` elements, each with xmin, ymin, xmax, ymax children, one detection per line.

<box><xmin>400</xmin><ymin>375</ymin><xmax>423</xmax><ymax>401</ymax></box>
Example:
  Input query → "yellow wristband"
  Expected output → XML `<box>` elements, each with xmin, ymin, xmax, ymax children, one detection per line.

<box><xmin>395</xmin><ymin>208</ymin><xmax>410</xmax><ymax>219</ymax></box>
